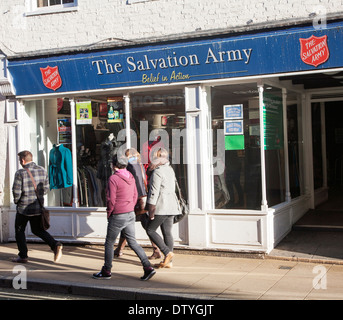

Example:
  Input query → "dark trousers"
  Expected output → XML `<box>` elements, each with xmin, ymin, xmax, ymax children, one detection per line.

<box><xmin>146</xmin><ymin>215</ymin><xmax>174</xmax><ymax>256</ymax></box>
<box><xmin>15</xmin><ymin>212</ymin><xmax>59</xmax><ymax>259</ymax></box>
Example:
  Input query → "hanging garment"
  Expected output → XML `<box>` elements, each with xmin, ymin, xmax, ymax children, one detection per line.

<box><xmin>49</xmin><ymin>144</ymin><xmax>73</xmax><ymax>189</ymax></box>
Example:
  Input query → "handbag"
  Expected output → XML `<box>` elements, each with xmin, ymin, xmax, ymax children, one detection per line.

<box><xmin>24</xmin><ymin>168</ymin><xmax>50</xmax><ymax>231</ymax></box>
<box><xmin>134</xmin><ymin>196</ymin><xmax>148</xmax><ymax>215</ymax></box>
<box><xmin>173</xmin><ymin>179</ymin><xmax>189</xmax><ymax>224</ymax></box>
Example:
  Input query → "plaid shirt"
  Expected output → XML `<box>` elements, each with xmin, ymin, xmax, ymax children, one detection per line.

<box><xmin>12</xmin><ymin>162</ymin><xmax>49</xmax><ymax>216</ymax></box>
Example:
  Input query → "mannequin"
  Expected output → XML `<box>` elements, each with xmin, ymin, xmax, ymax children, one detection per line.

<box><xmin>97</xmin><ymin>133</ymin><xmax>122</xmax><ymax>202</ymax></box>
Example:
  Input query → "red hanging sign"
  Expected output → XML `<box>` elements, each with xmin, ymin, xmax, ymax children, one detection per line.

<box><xmin>299</xmin><ymin>35</ymin><xmax>329</xmax><ymax>67</ymax></box>
<box><xmin>40</xmin><ymin>65</ymin><xmax>62</xmax><ymax>91</ymax></box>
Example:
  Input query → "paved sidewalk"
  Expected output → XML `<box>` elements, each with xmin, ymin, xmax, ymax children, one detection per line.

<box><xmin>1</xmin><ymin>242</ymin><xmax>343</xmax><ymax>300</ymax></box>
<box><xmin>268</xmin><ymin>230</ymin><xmax>343</xmax><ymax>263</ymax></box>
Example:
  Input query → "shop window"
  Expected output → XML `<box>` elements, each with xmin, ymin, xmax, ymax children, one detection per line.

<box><xmin>264</xmin><ymin>86</ymin><xmax>286</xmax><ymax>206</ymax></box>
<box><xmin>22</xmin><ymin>90</ymin><xmax>187</xmax><ymax>209</ymax></box>
<box><xmin>130</xmin><ymin>89</ymin><xmax>188</xmax><ymax>200</ymax></box>
<box><xmin>287</xmin><ymin>92</ymin><xmax>304</xmax><ymax>198</ymax></box>
<box><xmin>211</xmin><ymin>83</ymin><xmax>262</xmax><ymax>210</ymax></box>
<box><xmin>75</xmin><ymin>98</ymin><xmax>125</xmax><ymax>207</ymax></box>
<box><xmin>22</xmin><ymin>99</ymin><xmax>72</xmax><ymax>207</ymax></box>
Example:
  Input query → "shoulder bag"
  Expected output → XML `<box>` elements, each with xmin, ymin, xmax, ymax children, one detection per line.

<box><xmin>25</xmin><ymin>168</ymin><xmax>50</xmax><ymax>231</ymax></box>
<box><xmin>173</xmin><ymin>179</ymin><xmax>189</xmax><ymax>224</ymax></box>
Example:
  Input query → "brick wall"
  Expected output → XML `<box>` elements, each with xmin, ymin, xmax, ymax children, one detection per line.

<box><xmin>0</xmin><ymin>0</ymin><xmax>342</xmax><ymax>56</ymax></box>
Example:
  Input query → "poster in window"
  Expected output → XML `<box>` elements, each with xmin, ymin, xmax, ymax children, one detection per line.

<box><xmin>57</xmin><ymin>118</ymin><xmax>72</xmax><ymax>144</ymax></box>
<box><xmin>107</xmin><ymin>97</ymin><xmax>124</xmax><ymax>123</ymax></box>
<box><xmin>263</xmin><ymin>93</ymin><xmax>283</xmax><ymax>150</ymax></box>
<box><xmin>76</xmin><ymin>100</ymin><xmax>92</xmax><ymax>125</ymax></box>
<box><xmin>224</xmin><ymin>104</ymin><xmax>243</xmax><ymax>119</ymax></box>
<box><xmin>225</xmin><ymin>135</ymin><xmax>244</xmax><ymax>150</ymax></box>
<box><xmin>99</xmin><ymin>103</ymin><xmax>108</xmax><ymax>118</ymax></box>
<box><xmin>224</xmin><ymin>120</ymin><xmax>244</xmax><ymax>135</ymax></box>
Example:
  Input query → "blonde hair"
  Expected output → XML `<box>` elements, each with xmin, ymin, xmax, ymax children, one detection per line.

<box><xmin>151</xmin><ymin>147</ymin><xmax>169</xmax><ymax>161</ymax></box>
<box><xmin>125</xmin><ymin>148</ymin><xmax>141</xmax><ymax>161</ymax></box>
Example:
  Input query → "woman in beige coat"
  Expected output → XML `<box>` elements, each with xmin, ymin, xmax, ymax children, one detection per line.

<box><xmin>146</xmin><ymin>148</ymin><xmax>181</xmax><ymax>268</ymax></box>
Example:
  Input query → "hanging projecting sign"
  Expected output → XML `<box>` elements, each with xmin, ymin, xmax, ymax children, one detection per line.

<box><xmin>7</xmin><ymin>21</ymin><xmax>343</xmax><ymax>96</ymax></box>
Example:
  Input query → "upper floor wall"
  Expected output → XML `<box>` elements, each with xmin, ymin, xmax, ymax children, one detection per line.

<box><xmin>0</xmin><ymin>0</ymin><xmax>342</xmax><ymax>57</ymax></box>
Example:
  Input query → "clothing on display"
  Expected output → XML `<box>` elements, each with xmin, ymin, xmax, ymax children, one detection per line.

<box><xmin>75</xmin><ymin>121</ymin><xmax>123</xmax><ymax>207</ymax></box>
<box><xmin>97</xmin><ymin>135</ymin><xmax>118</xmax><ymax>182</ymax></box>
<box><xmin>49</xmin><ymin>144</ymin><xmax>73</xmax><ymax>190</ymax></box>
<box><xmin>78</xmin><ymin>166</ymin><xmax>104</xmax><ymax>207</ymax></box>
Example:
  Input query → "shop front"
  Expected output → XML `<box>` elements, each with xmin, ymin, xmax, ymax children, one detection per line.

<box><xmin>5</xmin><ymin>20</ymin><xmax>343</xmax><ymax>252</ymax></box>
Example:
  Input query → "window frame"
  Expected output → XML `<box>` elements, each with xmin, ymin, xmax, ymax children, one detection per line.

<box><xmin>26</xmin><ymin>0</ymin><xmax>78</xmax><ymax>16</ymax></box>
<box><xmin>127</xmin><ymin>0</ymin><xmax>156</xmax><ymax>4</ymax></box>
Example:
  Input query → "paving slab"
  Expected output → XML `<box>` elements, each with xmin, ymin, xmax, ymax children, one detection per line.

<box><xmin>1</xmin><ymin>242</ymin><xmax>343</xmax><ymax>300</ymax></box>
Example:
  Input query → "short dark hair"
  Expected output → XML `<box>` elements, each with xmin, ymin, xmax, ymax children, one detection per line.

<box><xmin>18</xmin><ymin>150</ymin><xmax>33</xmax><ymax>162</ymax></box>
<box><xmin>112</xmin><ymin>154</ymin><xmax>128</xmax><ymax>169</ymax></box>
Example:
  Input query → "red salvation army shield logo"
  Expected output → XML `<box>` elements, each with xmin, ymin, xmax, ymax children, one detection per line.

<box><xmin>299</xmin><ymin>35</ymin><xmax>329</xmax><ymax>67</ymax></box>
<box><xmin>40</xmin><ymin>66</ymin><xmax>62</xmax><ymax>91</ymax></box>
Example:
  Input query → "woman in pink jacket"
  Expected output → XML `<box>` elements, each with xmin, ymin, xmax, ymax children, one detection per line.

<box><xmin>93</xmin><ymin>154</ymin><xmax>156</xmax><ymax>281</ymax></box>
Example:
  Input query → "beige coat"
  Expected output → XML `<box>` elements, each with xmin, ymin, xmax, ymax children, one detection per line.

<box><xmin>147</xmin><ymin>163</ymin><xmax>181</xmax><ymax>216</ymax></box>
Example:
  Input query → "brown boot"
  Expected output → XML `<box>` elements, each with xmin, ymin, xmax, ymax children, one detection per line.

<box><xmin>149</xmin><ymin>250</ymin><xmax>162</xmax><ymax>260</ymax></box>
<box><xmin>148</xmin><ymin>242</ymin><xmax>162</xmax><ymax>260</ymax></box>
<box><xmin>155</xmin><ymin>252</ymin><xmax>174</xmax><ymax>268</ymax></box>
<box><xmin>154</xmin><ymin>261</ymin><xmax>173</xmax><ymax>269</ymax></box>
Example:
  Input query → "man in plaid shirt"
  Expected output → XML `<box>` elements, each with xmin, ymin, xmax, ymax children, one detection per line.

<box><xmin>12</xmin><ymin>150</ymin><xmax>63</xmax><ymax>263</ymax></box>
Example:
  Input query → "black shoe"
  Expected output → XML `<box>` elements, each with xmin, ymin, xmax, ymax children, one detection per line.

<box><xmin>93</xmin><ymin>267</ymin><xmax>111</xmax><ymax>280</ymax></box>
<box><xmin>12</xmin><ymin>256</ymin><xmax>28</xmax><ymax>263</ymax></box>
<box><xmin>140</xmin><ymin>267</ymin><xmax>156</xmax><ymax>281</ymax></box>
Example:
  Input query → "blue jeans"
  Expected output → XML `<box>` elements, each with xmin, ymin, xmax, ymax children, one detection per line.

<box><xmin>104</xmin><ymin>212</ymin><xmax>151</xmax><ymax>271</ymax></box>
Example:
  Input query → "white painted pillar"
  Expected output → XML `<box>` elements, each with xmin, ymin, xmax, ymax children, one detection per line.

<box><xmin>70</xmin><ymin>99</ymin><xmax>79</xmax><ymax>208</ymax></box>
<box><xmin>124</xmin><ymin>94</ymin><xmax>131</xmax><ymax>149</ymax></box>
<box><xmin>258</xmin><ymin>84</ymin><xmax>268</xmax><ymax>211</ymax></box>
<box><xmin>185</xmin><ymin>85</ymin><xmax>208</xmax><ymax>247</ymax></box>
<box><xmin>304</xmin><ymin>93</ymin><xmax>315</xmax><ymax>208</ymax></box>
<box><xmin>282</xmin><ymin>88</ymin><xmax>291</xmax><ymax>202</ymax></box>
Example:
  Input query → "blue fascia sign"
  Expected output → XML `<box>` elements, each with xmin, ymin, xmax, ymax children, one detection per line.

<box><xmin>7</xmin><ymin>21</ymin><xmax>343</xmax><ymax>96</ymax></box>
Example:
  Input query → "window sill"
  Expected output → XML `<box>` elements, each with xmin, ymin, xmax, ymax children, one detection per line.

<box><xmin>25</xmin><ymin>6</ymin><xmax>78</xmax><ymax>17</ymax></box>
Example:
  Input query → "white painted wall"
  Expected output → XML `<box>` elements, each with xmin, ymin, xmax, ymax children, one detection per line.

<box><xmin>0</xmin><ymin>0</ymin><xmax>341</xmax><ymax>56</ymax></box>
